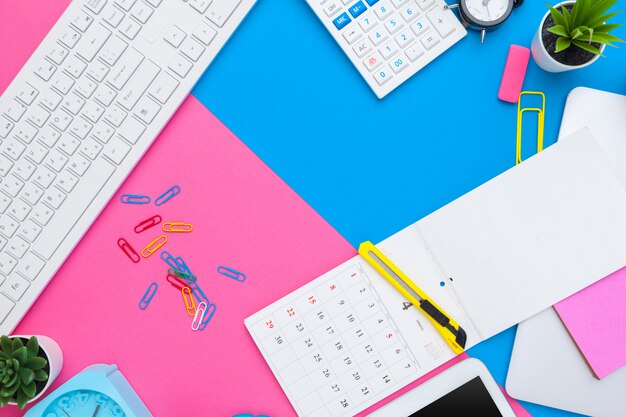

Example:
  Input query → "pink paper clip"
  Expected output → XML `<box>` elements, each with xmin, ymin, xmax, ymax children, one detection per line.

<box><xmin>118</xmin><ymin>238</ymin><xmax>140</xmax><ymax>263</ymax></box>
<box><xmin>134</xmin><ymin>215</ymin><xmax>162</xmax><ymax>233</ymax></box>
<box><xmin>191</xmin><ymin>302</ymin><xmax>208</xmax><ymax>331</ymax></box>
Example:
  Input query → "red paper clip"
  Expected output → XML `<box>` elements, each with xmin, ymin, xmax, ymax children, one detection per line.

<box><xmin>167</xmin><ymin>274</ymin><xmax>189</xmax><ymax>291</ymax></box>
<box><xmin>118</xmin><ymin>238</ymin><xmax>140</xmax><ymax>263</ymax></box>
<box><xmin>134</xmin><ymin>215</ymin><xmax>162</xmax><ymax>233</ymax></box>
<box><xmin>141</xmin><ymin>235</ymin><xmax>168</xmax><ymax>258</ymax></box>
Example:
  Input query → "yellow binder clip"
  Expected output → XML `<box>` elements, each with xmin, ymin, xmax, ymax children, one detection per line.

<box><xmin>516</xmin><ymin>91</ymin><xmax>545</xmax><ymax>165</ymax></box>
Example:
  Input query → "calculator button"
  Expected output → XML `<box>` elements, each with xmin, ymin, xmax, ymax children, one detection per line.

<box><xmin>384</xmin><ymin>17</ymin><xmax>403</xmax><ymax>34</ymax></box>
<box><xmin>420</xmin><ymin>31</ymin><xmax>440</xmax><ymax>49</ymax></box>
<box><xmin>368</xmin><ymin>28</ymin><xmax>388</xmax><ymax>46</ymax></box>
<box><xmin>374</xmin><ymin>68</ymin><xmax>393</xmax><ymax>85</ymax></box>
<box><xmin>373</xmin><ymin>2</ymin><xmax>393</xmax><ymax>20</ymax></box>
<box><xmin>427</xmin><ymin>6</ymin><xmax>456</xmax><ymax>38</ymax></box>
<box><xmin>379</xmin><ymin>41</ymin><xmax>399</xmax><ymax>59</ymax></box>
<box><xmin>333</xmin><ymin>12</ymin><xmax>352</xmax><ymax>30</ymax></box>
<box><xmin>391</xmin><ymin>0</ymin><xmax>409</xmax><ymax>6</ymax></box>
<box><xmin>410</xmin><ymin>18</ymin><xmax>430</xmax><ymax>36</ymax></box>
<box><xmin>405</xmin><ymin>42</ymin><xmax>425</xmax><ymax>61</ymax></box>
<box><xmin>324</xmin><ymin>0</ymin><xmax>342</xmax><ymax>17</ymax></box>
<box><xmin>349</xmin><ymin>0</ymin><xmax>367</xmax><ymax>18</ymax></box>
<box><xmin>343</xmin><ymin>27</ymin><xmax>363</xmax><ymax>44</ymax></box>
<box><xmin>357</xmin><ymin>12</ymin><xmax>378</xmax><ymax>32</ymax></box>
<box><xmin>363</xmin><ymin>52</ymin><xmax>384</xmax><ymax>72</ymax></box>
<box><xmin>352</xmin><ymin>40</ymin><xmax>373</xmax><ymax>58</ymax></box>
<box><xmin>417</xmin><ymin>0</ymin><xmax>436</xmax><ymax>10</ymax></box>
<box><xmin>400</xmin><ymin>5</ymin><xmax>420</xmax><ymax>22</ymax></box>
<box><xmin>394</xmin><ymin>30</ymin><xmax>414</xmax><ymax>47</ymax></box>
<box><xmin>365</xmin><ymin>0</ymin><xmax>380</xmax><ymax>5</ymax></box>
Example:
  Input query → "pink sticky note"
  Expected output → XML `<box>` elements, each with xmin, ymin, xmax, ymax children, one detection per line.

<box><xmin>498</xmin><ymin>45</ymin><xmax>531</xmax><ymax>103</ymax></box>
<box><xmin>555</xmin><ymin>267</ymin><xmax>626</xmax><ymax>379</ymax></box>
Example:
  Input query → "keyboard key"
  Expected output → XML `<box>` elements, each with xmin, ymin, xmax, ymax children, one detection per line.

<box><xmin>395</xmin><ymin>30</ymin><xmax>414</xmax><ymax>47</ymax></box>
<box><xmin>103</xmin><ymin>137</ymin><xmax>131</xmax><ymax>164</ymax></box>
<box><xmin>357</xmin><ymin>12</ymin><xmax>377</xmax><ymax>32</ymax></box>
<box><xmin>349</xmin><ymin>1</ymin><xmax>367</xmax><ymax>18</ymax></box>
<box><xmin>25</xmin><ymin>142</ymin><xmax>49</xmax><ymax>165</ymax></box>
<box><xmin>43</xmin><ymin>188</ymin><xmax>67</xmax><ymax>209</ymax></box>
<box><xmin>87</xmin><ymin>60</ymin><xmax>111</xmax><ymax>82</ymax></box>
<box><xmin>21</xmin><ymin>182</ymin><xmax>44</xmax><ymax>205</ymax></box>
<box><xmin>323</xmin><ymin>1</ymin><xmax>342</xmax><ymax>17</ymax></box>
<box><xmin>0</xmin><ymin>194</ymin><xmax>11</xmax><ymax>213</ymax></box>
<box><xmin>1</xmin><ymin>138</ymin><xmax>26</xmax><ymax>161</ymax></box>
<box><xmin>115</xmin><ymin>0</ymin><xmax>138</xmax><ymax>12</ymax></box>
<box><xmin>82</xmin><ymin>101</ymin><xmax>106</xmax><ymax>123</ymax></box>
<box><xmin>12</xmin><ymin>158</ymin><xmax>36</xmax><ymax>181</ymax></box>
<box><xmin>58</xmin><ymin>135</ymin><xmax>81</xmax><ymax>155</ymax></box>
<box><xmin>104</xmin><ymin>106</ymin><xmax>128</xmax><ymax>127</ymax></box>
<box><xmin>0</xmin><ymin>156</ymin><xmax>13</xmax><ymax>177</ymax></box>
<box><xmin>206</xmin><ymin>0</ymin><xmax>242</xmax><ymax>27</ymax></box>
<box><xmin>75</xmin><ymin>77</ymin><xmax>98</xmax><ymax>98</ymax></box>
<box><xmin>108</xmin><ymin>48</ymin><xmax>144</xmax><ymax>90</ymax></box>
<box><xmin>1</xmin><ymin>272</ymin><xmax>28</xmax><ymax>300</ymax></box>
<box><xmin>391</xmin><ymin>0</ymin><xmax>409</xmax><ymax>6</ymax></box>
<box><xmin>56</xmin><ymin>170</ymin><xmax>79</xmax><ymax>192</ymax></box>
<box><xmin>368</xmin><ymin>28</ymin><xmax>388</xmax><ymax>46</ymax></box>
<box><xmin>400</xmin><ymin>5</ymin><xmax>420</xmax><ymax>22</ymax></box>
<box><xmin>45</xmin><ymin>149</ymin><xmax>69</xmax><ymax>172</ymax></box>
<box><xmin>343</xmin><ymin>27</ymin><xmax>363</xmax><ymax>45</ymax></box>
<box><xmin>164</xmin><ymin>26</ymin><xmax>186</xmax><ymax>48</ymax></box>
<box><xmin>119</xmin><ymin>16</ymin><xmax>142</xmax><ymax>40</ymax></box>
<box><xmin>427</xmin><ymin>6</ymin><xmax>455</xmax><ymax>38</ymax></box>
<box><xmin>118</xmin><ymin>60</ymin><xmax>160</xmax><ymax>111</ymax></box>
<box><xmin>353</xmin><ymin>40</ymin><xmax>373</xmax><ymax>58</ymax></box>
<box><xmin>2</xmin><ymin>100</ymin><xmax>27</xmax><ymax>122</ymax></box>
<box><xmin>180</xmin><ymin>38</ymin><xmax>205</xmax><ymax>62</ymax></box>
<box><xmin>333</xmin><ymin>13</ymin><xmax>352</xmax><ymax>31</ymax></box>
<box><xmin>193</xmin><ymin>22</ymin><xmax>217</xmax><ymax>46</ymax></box>
<box><xmin>69</xmin><ymin>119</ymin><xmax>93</xmax><ymax>140</ymax></box>
<box><xmin>417</xmin><ymin>0</ymin><xmax>435</xmax><ymax>10</ymax></box>
<box><xmin>59</xmin><ymin>27</ymin><xmax>82</xmax><ymax>48</ymax></box>
<box><xmin>37</xmin><ymin>125</ymin><xmax>61</xmax><ymax>148</ymax></box>
<box><xmin>389</xmin><ymin>54</ymin><xmax>409</xmax><ymax>73</ymax></box>
<box><xmin>6</xmin><ymin>236</ymin><xmax>30</xmax><ymax>258</ymax></box>
<box><xmin>379</xmin><ymin>41</ymin><xmax>398</xmax><ymax>59</ymax></box>
<box><xmin>145</xmin><ymin>0</ymin><xmax>162</xmax><ymax>6</ymax></box>
<box><xmin>14</xmin><ymin>123</ymin><xmax>38</xmax><ymax>144</ymax></box>
<box><xmin>51</xmin><ymin>72</ymin><xmax>75</xmax><ymax>95</ymax></box>
<box><xmin>148</xmin><ymin>72</ymin><xmax>179</xmax><ymax>103</ymax></box>
<box><xmin>363</xmin><ymin>52</ymin><xmax>384</xmax><ymax>72</ymax></box>
<box><xmin>64</xmin><ymin>55</ymin><xmax>88</xmax><ymax>78</ymax></box>
<box><xmin>100</xmin><ymin>36</ymin><xmax>129</xmax><ymax>66</ymax></box>
<box><xmin>16</xmin><ymin>252</ymin><xmax>45</xmax><ymax>280</ymax></box>
<box><xmin>68</xmin><ymin>154</ymin><xmax>91</xmax><ymax>177</ymax></box>
<box><xmin>19</xmin><ymin>220</ymin><xmax>43</xmax><ymax>243</ymax></box>
<box><xmin>79</xmin><ymin>138</ymin><xmax>103</xmax><ymax>160</ymax></box>
<box><xmin>62</xmin><ymin>93</ymin><xmax>86</xmax><ymax>115</ymax></box>
<box><xmin>16</xmin><ymin>84</ymin><xmax>39</xmax><ymax>105</ymax></box>
<box><xmin>385</xmin><ymin>17</ymin><xmax>403</xmax><ymax>34</ymax></box>
<box><xmin>47</xmin><ymin>45</ymin><xmax>69</xmax><ymax>65</ymax></box>
<box><xmin>40</xmin><ymin>90</ymin><xmax>63</xmax><ymax>111</ymax></box>
<box><xmin>0</xmin><ymin>294</ymin><xmax>15</xmax><ymax>323</ymax></box>
<box><xmin>373</xmin><ymin>2</ymin><xmax>393</xmax><ymax>20</ymax></box>
<box><xmin>85</xmin><ymin>0</ymin><xmax>107</xmax><ymax>14</ymax></box>
<box><xmin>130</xmin><ymin>1</ymin><xmax>153</xmax><ymax>23</ymax></box>
<box><xmin>94</xmin><ymin>84</ymin><xmax>117</xmax><ymax>106</ymax></box>
<box><xmin>33</xmin><ymin>166</ymin><xmax>56</xmax><ymax>189</ymax></box>
<box><xmin>7</xmin><ymin>198</ymin><xmax>31</xmax><ymax>222</ymax></box>
<box><xmin>33</xmin><ymin>157</ymin><xmax>115</xmax><ymax>259</ymax></box>
<box><xmin>27</xmin><ymin>106</ymin><xmax>51</xmax><ymax>128</ymax></box>
<box><xmin>102</xmin><ymin>4</ymin><xmax>126</xmax><ymax>28</ymax></box>
<box><xmin>92</xmin><ymin>121</ymin><xmax>115</xmax><ymax>143</ymax></box>
<box><xmin>0</xmin><ymin>117</ymin><xmax>14</xmax><ymax>139</ymax></box>
<box><xmin>0</xmin><ymin>215</ymin><xmax>19</xmax><ymax>238</ymax></box>
<box><xmin>50</xmin><ymin>110</ymin><xmax>73</xmax><ymax>131</ymax></box>
<box><xmin>168</xmin><ymin>55</ymin><xmax>193</xmax><ymax>78</ymax></box>
<box><xmin>190</xmin><ymin>0</ymin><xmax>212</xmax><ymax>13</ymax></box>
<box><xmin>71</xmin><ymin>11</ymin><xmax>95</xmax><ymax>32</ymax></box>
<box><xmin>117</xmin><ymin>117</ymin><xmax>145</xmax><ymax>144</ymax></box>
<box><xmin>34</xmin><ymin>60</ymin><xmax>57</xmax><ymax>81</ymax></box>
<box><xmin>134</xmin><ymin>96</ymin><xmax>160</xmax><ymax>124</ymax></box>
<box><xmin>420</xmin><ymin>31</ymin><xmax>440</xmax><ymax>49</ymax></box>
<box><xmin>76</xmin><ymin>23</ymin><xmax>111</xmax><ymax>61</ymax></box>
<box><xmin>31</xmin><ymin>204</ymin><xmax>54</xmax><ymax>226</ymax></box>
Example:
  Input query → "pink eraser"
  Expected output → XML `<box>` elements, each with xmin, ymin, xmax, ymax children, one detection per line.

<box><xmin>498</xmin><ymin>45</ymin><xmax>531</xmax><ymax>103</ymax></box>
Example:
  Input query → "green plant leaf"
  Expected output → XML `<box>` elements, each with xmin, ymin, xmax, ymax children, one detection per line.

<box><xmin>548</xmin><ymin>4</ymin><xmax>568</xmax><ymax>29</ymax></box>
<box><xmin>16</xmin><ymin>387</ymin><xmax>28</xmax><ymax>409</ymax></box>
<box><xmin>17</xmin><ymin>368</ymin><xmax>34</xmax><ymax>386</ymax></box>
<box><xmin>573</xmin><ymin>39</ymin><xmax>603</xmax><ymax>54</ymax></box>
<box><xmin>562</xmin><ymin>6</ymin><xmax>572</xmax><ymax>29</ymax></box>
<box><xmin>0</xmin><ymin>394</ymin><xmax>9</xmax><ymax>407</ymax></box>
<box><xmin>0</xmin><ymin>352</ymin><xmax>9</xmax><ymax>360</ymax></box>
<box><xmin>34</xmin><ymin>369</ymin><xmax>48</xmax><ymax>382</ymax></box>
<box><xmin>587</xmin><ymin>10</ymin><xmax>622</xmax><ymax>29</ymax></box>
<box><xmin>0</xmin><ymin>382</ymin><xmax>19</xmax><ymax>399</ymax></box>
<box><xmin>555</xmin><ymin>36</ymin><xmax>572</xmax><ymax>52</ymax></box>
<box><xmin>548</xmin><ymin>24</ymin><xmax>570</xmax><ymax>37</ymax></box>
<box><xmin>10</xmin><ymin>338</ymin><xmax>23</xmax><ymax>352</ymax></box>
<box><xmin>11</xmin><ymin>347</ymin><xmax>26</xmax><ymax>363</ymax></box>
<box><xmin>588</xmin><ymin>0</ymin><xmax>619</xmax><ymax>19</ymax></box>
<box><xmin>0</xmin><ymin>337</ymin><xmax>11</xmax><ymax>355</ymax></box>
<box><xmin>23</xmin><ymin>356</ymin><xmax>47</xmax><ymax>371</ymax></box>
<box><xmin>595</xmin><ymin>23</ymin><xmax>624</xmax><ymax>33</ymax></box>
<box><xmin>570</xmin><ymin>27</ymin><xmax>584</xmax><ymax>39</ymax></box>
<box><xmin>25</xmin><ymin>337</ymin><xmax>39</xmax><ymax>359</ymax></box>
<box><xmin>20</xmin><ymin>381</ymin><xmax>36</xmax><ymax>398</ymax></box>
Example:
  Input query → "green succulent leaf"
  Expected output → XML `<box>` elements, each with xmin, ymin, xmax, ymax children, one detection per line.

<box><xmin>0</xmin><ymin>381</ymin><xmax>19</xmax><ymax>398</ymax></box>
<box><xmin>16</xmin><ymin>387</ymin><xmax>29</xmax><ymax>409</ymax></box>
<box><xmin>25</xmin><ymin>337</ymin><xmax>39</xmax><ymax>359</ymax></box>
<box><xmin>34</xmin><ymin>369</ymin><xmax>48</xmax><ymax>382</ymax></box>
<box><xmin>0</xmin><ymin>337</ymin><xmax>11</xmax><ymax>355</ymax></box>
<box><xmin>20</xmin><ymin>381</ymin><xmax>36</xmax><ymax>398</ymax></box>
<box><xmin>555</xmin><ymin>36</ymin><xmax>572</xmax><ymax>52</ymax></box>
<box><xmin>573</xmin><ymin>39</ymin><xmax>603</xmax><ymax>54</ymax></box>
<box><xmin>18</xmin><ymin>368</ymin><xmax>35</xmax><ymax>386</ymax></box>
<box><xmin>23</xmin><ymin>356</ymin><xmax>47</xmax><ymax>371</ymax></box>
<box><xmin>11</xmin><ymin>358</ymin><xmax>19</xmax><ymax>370</ymax></box>
<box><xmin>11</xmin><ymin>338</ymin><xmax>23</xmax><ymax>352</ymax></box>
<box><xmin>548</xmin><ymin>24</ymin><xmax>570</xmax><ymax>37</ymax></box>
<box><xmin>0</xmin><ymin>395</ymin><xmax>9</xmax><ymax>407</ymax></box>
<box><xmin>11</xmin><ymin>347</ymin><xmax>27</xmax><ymax>363</ymax></box>
<box><xmin>6</xmin><ymin>372</ymin><xmax>18</xmax><ymax>388</ymax></box>
<box><xmin>0</xmin><ymin>351</ymin><xmax>9</xmax><ymax>360</ymax></box>
<box><xmin>548</xmin><ymin>4</ymin><xmax>568</xmax><ymax>28</ymax></box>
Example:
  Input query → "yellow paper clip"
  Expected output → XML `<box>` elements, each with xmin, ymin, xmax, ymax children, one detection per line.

<box><xmin>182</xmin><ymin>286</ymin><xmax>196</xmax><ymax>316</ymax></box>
<box><xmin>162</xmin><ymin>222</ymin><xmax>193</xmax><ymax>233</ymax></box>
<box><xmin>141</xmin><ymin>235</ymin><xmax>168</xmax><ymax>258</ymax></box>
<box><xmin>516</xmin><ymin>91</ymin><xmax>545</xmax><ymax>165</ymax></box>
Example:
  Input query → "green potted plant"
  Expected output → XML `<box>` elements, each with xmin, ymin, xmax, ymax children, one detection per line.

<box><xmin>0</xmin><ymin>335</ymin><xmax>63</xmax><ymax>409</ymax></box>
<box><xmin>531</xmin><ymin>0</ymin><xmax>624</xmax><ymax>72</ymax></box>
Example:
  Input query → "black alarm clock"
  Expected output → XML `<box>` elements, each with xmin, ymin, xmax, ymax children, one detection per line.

<box><xmin>447</xmin><ymin>0</ymin><xmax>524</xmax><ymax>43</ymax></box>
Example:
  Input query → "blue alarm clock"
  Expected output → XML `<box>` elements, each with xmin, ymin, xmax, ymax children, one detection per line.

<box><xmin>24</xmin><ymin>364</ymin><xmax>152</xmax><ymax>417</ymax></box>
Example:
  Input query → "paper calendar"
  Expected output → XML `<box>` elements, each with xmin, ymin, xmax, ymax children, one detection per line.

<box><xmin>246</xmin><ymin>130</ymin><xmax>626</xmax><ymax>417</ymax></box>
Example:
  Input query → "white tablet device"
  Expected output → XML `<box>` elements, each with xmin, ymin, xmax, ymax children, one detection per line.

<box><xmin>369</xmin><ymin>358</ymin><xmax>516</xmax><ymax>417</ymax></box>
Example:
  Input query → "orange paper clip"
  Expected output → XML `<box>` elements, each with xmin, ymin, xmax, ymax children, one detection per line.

<box><xmin>182</xmin><ymin>286</ymin><xmax>196</xmax><ymax>316</ymax></box>
<box><xmin>134</xmin><ymin>215</ymin><xmax>162</xmax><ymax>233</ymax></box>
<box><xmin>118</xmin><ymin>238</ymin><xmax>140</xmax><ymax>263</ymax></box>
<box><xmin>141</xmin><ymin>235</ymin><xmax>168</xmax><ymax>258</ymax></box>
<box><xmin>162</xmin><ymin>222</ymin><xmax>193</xmax><ymax>233</ymax></box>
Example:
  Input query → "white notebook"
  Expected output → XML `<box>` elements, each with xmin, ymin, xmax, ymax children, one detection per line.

<box><xmin>245</xmin><ymin>129</ymin><xmax>626</xmax><ymax>417</ymax></box>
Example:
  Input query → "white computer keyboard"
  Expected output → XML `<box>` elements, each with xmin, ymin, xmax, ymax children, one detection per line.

<box><xmin>0</xmin><ymin>0</ymin><xmax>256</xmax><ymax>334</ymax></box>
<box><xmin>307</xmin><ymin>0</ymin><xmax>467</xmax><ymax>98</ymax></box>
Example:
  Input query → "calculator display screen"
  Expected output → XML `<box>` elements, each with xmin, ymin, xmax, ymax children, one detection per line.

<box><xmin>408</xmin><ymin>376</ymin><xmax>503</xmax><ymax>417</ymax></box>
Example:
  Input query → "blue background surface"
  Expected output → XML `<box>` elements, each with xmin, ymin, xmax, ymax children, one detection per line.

<box><xmin>192</xmin><ymin>1</ymin><xmax>626</xmax><ymax>416</ymax></box>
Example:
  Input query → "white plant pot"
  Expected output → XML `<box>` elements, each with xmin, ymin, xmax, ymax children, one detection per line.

<box><xmin>531</xmin><ymin>1</ymin><xmax>604</xmax><ymax>72</ymax></box>
<box><xmin>5</xmin><ymin>335</ymin><xmax>63</xmax><ymax>407</ymax></box>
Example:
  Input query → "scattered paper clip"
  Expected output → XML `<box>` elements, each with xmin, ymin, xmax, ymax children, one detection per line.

<box><xmin>139</xmin><ymin>282</ymin><xmax>158</xmax><ymax>310</ymax></box>
<box><xmin>134</xmin><ymin>215</ymin><xmax>162</xmax><ymax>233</ymax></box>
<box><xmin>189</xmin><ymin>281</ymin><xmax>209</xmax><ymax>305</ymax></box>
<box><xmin>161</xmin><ymin>250</ymin><xmax>180</xmax><ymax>270</ymax></box>
<box><xmin>167</xmin><ymin>273</ymin><xmax>190</xmax><ymax>291</ymax></box>
<box><xmin>162</xmin><ymin>222</ymin><xmax>193</xmax><ymax>233</ymax></box>
<box><xmin>118</xmin><ymin>238</ymin><xmax>140</xmax><ymax>263</ymax></box>
<box><xmin>177</xmin><ymin>257</ymin><xmax>191</xmax><ymax>273</ymax></box>
<box><xmin>182</xmin><ymin>286</ymin><xmax>196</xmax><ymax>316</ymax></box>
<box><xmin>516</xmin><ymin>91</ymin><xmax>545</xmax><ymax>165</ymax></box>
<box><xmin>121</xmin><ymin>194</ymin><xmax>151</xmax><ymax>205</ymax></box>
<box><xmin>154</xmin><ymin>185</ymin><xmax>181</xmax><ymax>206</ymax></box>
<box><xmin>168</xmin><ymin>268</ymin><xmax>197</xmax><ymax>283</ymax></box>
<box><xmin>191</xmin><ymin>302</ymin><xmax>208</xmax><ymax>331</ymax></box>
<box><xmin>141</xmin><ymin>235</ymin><xmax>168</xmax><ymax>258</ymax></box>
<box><xmin>197</xmin><ymin>303</ymin><xmax>216</xmax><ymax>331</ymax></box>
<box><xmin>217</xmin><ymin>266</ymin><xmax>246</xmax><ymax>282</ymax></box>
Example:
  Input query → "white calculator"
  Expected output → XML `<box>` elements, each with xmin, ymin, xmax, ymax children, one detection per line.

<box><xmin>307</xmin><ymin>0</ymin><xmax>467</xmax><ymax>98</ymax></box>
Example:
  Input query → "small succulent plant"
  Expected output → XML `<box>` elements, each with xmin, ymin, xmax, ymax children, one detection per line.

<box><xmin>0</xmin><ymin>336</ymin><xmax>49</xmax><ymax>409</ymax></box>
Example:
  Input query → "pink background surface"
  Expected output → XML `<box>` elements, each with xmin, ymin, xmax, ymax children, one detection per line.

<box><xmin>555</xmin><ymin>267</ymin><xmax>626</xmax><ymax>379</ymax></box>
<box><xmin>1</xmin><ymin>1</ymin><xmax>530</xmax><ymax>416</ymax></box>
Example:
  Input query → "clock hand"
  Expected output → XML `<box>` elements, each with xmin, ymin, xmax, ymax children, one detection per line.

<box><xmin>91</xmin><ymin>405</ymin><xmax>101</xmax><ymax>417</ymax></box>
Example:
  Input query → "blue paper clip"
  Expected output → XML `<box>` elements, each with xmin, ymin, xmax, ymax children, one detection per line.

<box><xmin>197</xmin><ymin>303</ymin><xmax>216</xmax><ymax>331</ymax></box>
<box><xmin>154</xmin><ymin>185</ymin><xmax>180</xmax><ymax>206</ymax></box>
<box><xmin>217</xmin><ymin>266</ymin><xmax>246</xmax><ymax>282</ymax></box>
<box><xmin>161</xmin><ymin>250</ymin><xmax>180</xmax><ymax>270</ymax></box>
<box><xmin>189</xmin><ymin>281</ymin><xmax>209</xmax><ymax>304</ymax></box>
<box><xmin>176</xmin><ymin>256</ymin><xmax>192</xmax><ymax>274</ymax></box>
<box><xmin>139</xmin><ymin>282</ymin><xmax>158</xmax><ymax>310</ymax></box>
<box><xmin>121</xmin><ymin>194</ymin><xmax>151</xmax><ymax>205</ymax></box>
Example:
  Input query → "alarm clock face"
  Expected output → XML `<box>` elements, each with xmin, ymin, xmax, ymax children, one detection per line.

<box><xmin>43</xmin><ymin>390</ymin><xmax>126</xmax><ymax>417</ymax></box>
<box><xmin>461</xmin><ymin>0</ymin><xmax>514</xmax><ymax>27</ymax></box>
